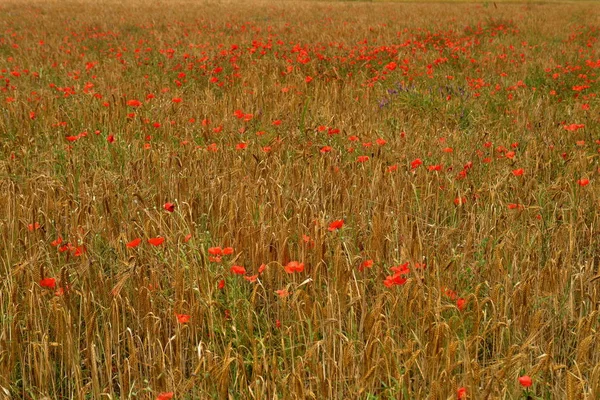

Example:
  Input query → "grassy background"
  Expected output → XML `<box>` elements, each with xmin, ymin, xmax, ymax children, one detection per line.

<box><xmin>0</xmin><ymin>0</ymin><xmax>599</xmax><ymax>399</ymax></box>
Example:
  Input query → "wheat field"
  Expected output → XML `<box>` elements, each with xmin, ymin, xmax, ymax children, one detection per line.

<box><xmin>0</xmin><ymin>0</ymin><xmax>599</xmax><ymax>399</ymax></box>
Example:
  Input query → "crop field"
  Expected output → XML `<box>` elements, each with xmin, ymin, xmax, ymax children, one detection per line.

<box><xmin>1</xmin><ymin>0</ymin><xmax>599</xmax><ymax>399</ymax></box>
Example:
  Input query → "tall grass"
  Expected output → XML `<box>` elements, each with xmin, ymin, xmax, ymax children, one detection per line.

<box><xmin>0</xmin><ymin>0</ymin><xmax>599</xmax><ymax>398</ymax></box>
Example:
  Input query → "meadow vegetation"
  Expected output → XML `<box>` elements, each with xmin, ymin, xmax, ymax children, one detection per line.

<box><xmin>0</xmin><ymin>0</ymin><xmax>599</xmax><ymax>398</ymax></box>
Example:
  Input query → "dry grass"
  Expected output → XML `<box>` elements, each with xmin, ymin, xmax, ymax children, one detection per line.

<box><xmin>0</xmin><ymin>0</ymin><xmax>599</xmax><ymax>399</ymax></box>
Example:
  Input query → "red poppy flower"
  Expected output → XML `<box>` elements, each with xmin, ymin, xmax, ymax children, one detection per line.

<box><xmin>328</xmin><ymin>219</ymin><xmax>344</xmax><ymax>231</ymax></box>
<box><xmin>357</xmin><ymin>155</ymin><xmax>369</xmax><ymax>163</ymax></box>
<box><xmin>444</xmin><ymin>288</ymin><xmax>458</xmax><ymax>300</ymax></box>
<box><xmin>284</xmin><ymin>261</ymin><xmax>304</xmax><ymax>274</ymax></box>
<box><xmin>27</xmin><ymin>222</ymin><xmax>41</xmax><ymax>231</ymax></box>
<box><xmin>126</xmin><ymin>238</ymin><xmax>141</xmax><ymax>248</ymax></box>
<box><xmin>518</xmin><ymin>375</ymin><xmax>532</xmax><ymax>388</ymax></box>
<box><xmin>164</xmin><ymin>202</ymin><xmax>175</xmax><ymax>212</ymax></box>
<box><xmin>218</xmin><ymin>279</ymin><xmax>225</xmax><ymax>289</ymax></box>
<box><xmin>207</xmin><ymin>143</ymin><xmax>218</xmax><ymax>152</ymax></box>
<box><xmin>40</xmin><ymin>277</ymin><xmax>56</xmax><ymax>289</ymax></box>
<box><xmin>302</xmin><ymin>234</ymin><xmax>315</xmax><ymax>248</ymax></box>
<box><xmin>184</xmin><ymin>234</ymin><xmax>192</xmax><ymax>243</ymax></box>
<box><xmin>457</xmin><ymin>387</ymin><xmax>467</xmax><ymax>399</ymax></box>
<box><xmin>176</xmin><ymin>314</ymin><xmax>190</xmax><ymax>324</ymax></box>
<box><xmin>222</xmin><ymin>247</ymin><xmax>234</xmax><ymax>255</ymax></box>
<box><xmin>51</xmin><ymin>237</ymin><xmax>63</xmax><ymax>247</ymax></box>
<box><xmin>411</xmin><ymin>158</ymin><xmax>423</xmax><ymax>169</ymax></box>
<box><xmin>563</xmin><ymin>123</ymin><xmax>584</xmax><ymax>131</ymax></box>
<box><xmin>230</xmin><ymin>265</ymin><xmax>246</xmax><ymax>275</ymax></box>
<box><xmin>512</xmin><ymin>168</ymin><xmax>524</xmax><ymax>176</ymax></box>
<box><xmin>456</xmin><ymin>170</ymin><xmax>467</xmax><ymax>180</ymax></box>
<box><xmin>157</xmin><ymin>392</ymin><xmax>174</xmax><ymax>400</ymax></box>
<box><xmin>148</xmin><ymin>237</ymin><xmax>165</xmax><ymax>246</ymax></box>
<box><xmin>383</xmin><ymin>274</ymin><xmax>407</xmax><ymax>287</ymax></box>
<box><xmin>358</xmin><ymin>259</ymin><xmax>373</xmax><ymax>271</ymax></box>
<box><xmin>456</xmin><ymin>298</ymin><xmax>467</xmax><ymax>311</ymax></box>
<box><xmin>275</xmin><ymin>289</ymin><xmax>290</xmax><ymax>298</ymax></box>
<box><xmin>244</xmin><ymin>274</ymin><xmax>259</xmax><ymax>282</ymax></box>
<box><xmin>390</xmin><ymin>262</ymin><xmax>409</xmax><ymax>275</ymax></box>
<box><xmin>127</xmin><ymin>99</ymin><xmax>142</xmax><ymax>107</ymax></box>
<box><xmin>577</xmin><ymin>178</ymin><xmax>590</xmax><ymax>187</ymax></box>
<box><xmin>73</xmin><ymin>246</ymin><xmax>86</xmax><ymax>257</ymax></box>
<box><xmin>454</xmin><ymin>197</ymin><xmax>467</xmax><ymax>206</ymax></box>
<box><xmin>208</xmin><ymin>247</ymin><xmax>222</xmax><ymax>256</ymax></box>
